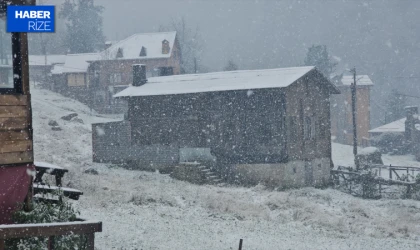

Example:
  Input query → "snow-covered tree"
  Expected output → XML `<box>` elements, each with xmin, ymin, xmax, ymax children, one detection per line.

<box><xmin>223</xmin><ymin>59</ymin><xmax>238</xmax><ymax>71</ymax></box>
<box><xmin>304</xmin><ymin>45</ymin><xmax>337</xmax><ymax>78</ymax></box>
<box><xmin>59</xmin><ymin>0</ymin><xmax>105</xmax><ymax>53</ymax></box>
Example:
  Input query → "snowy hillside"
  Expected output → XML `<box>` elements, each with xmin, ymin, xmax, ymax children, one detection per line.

<box><xmin>31</xmin><ymin>88</ymin><xmax>420</xmax><ymax>250</ymax></box>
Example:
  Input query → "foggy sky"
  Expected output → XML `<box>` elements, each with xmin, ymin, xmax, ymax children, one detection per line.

<box><xmin>49</xmin><ymin>0</ymin><xmax>420</xmax><ymax>126</ymax></box>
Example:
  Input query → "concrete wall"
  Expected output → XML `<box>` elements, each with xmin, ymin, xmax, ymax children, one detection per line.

<box><xmin>92</xmin><ymin>121</ymin><xmax>179</xmax><ymax>169</ymax></box>
<box><xmin>233</xmin><ymin>157</ymin><xmax>331</xmax><ymax>188</ymax></box>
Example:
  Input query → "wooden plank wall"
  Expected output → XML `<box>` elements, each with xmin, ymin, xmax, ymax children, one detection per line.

<box><xmin>0</xmin><ymin>95</ymin><xmax>33</xmax><ymax>165</ymax></box>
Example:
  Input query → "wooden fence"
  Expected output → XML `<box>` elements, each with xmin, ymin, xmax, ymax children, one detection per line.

<box><xmin>0</xmin><ymin>221</ymin><xmax>102</xmax><ymax>250</ymax></box>
<box><xmin>332</xmin><ymin>165</ymin><xmax>420</xmax><ymax>198</ymax></box>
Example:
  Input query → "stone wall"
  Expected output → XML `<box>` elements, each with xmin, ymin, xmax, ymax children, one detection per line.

<box><xmin>233</xmin><ymin>158</ymin><xmax>331</xmax><ymax>188</ymax></box>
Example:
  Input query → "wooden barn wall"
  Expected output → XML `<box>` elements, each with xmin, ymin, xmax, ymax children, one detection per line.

<box><xmin>128</xmin><ymin>88</ymin><xmax>288</xmax><ymax>163</ymax></box>
<box><xmin>0</xmin><ymin>95</ymin><xmax>33</xmax><ymax>165</ymax></box>
<box><xmin>284</xmin><ymin>70</ymin><xmax>332</xmax><ymax>162</ymax></box>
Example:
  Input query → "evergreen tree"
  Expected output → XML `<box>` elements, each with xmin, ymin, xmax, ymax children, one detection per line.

<box><xmin>223</xmin><ymin>59</ymin><xmax>238</xmax><ymax>71</ymax></box>
<box><xmin>304</xmin><ymin>45</ymin><xmax>337</xmax><ymax>78</ymax></box>
<box><xmin>385</xmin><ymin>89</ymin><xmax>407</xmax><ymax>122</ymax></box>
<box><xmin>59</xmin><ymin>0</ymin><xmax>105</xmax><ymax>53</ymax></box>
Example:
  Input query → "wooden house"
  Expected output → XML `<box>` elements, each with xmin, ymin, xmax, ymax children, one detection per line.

<box><xmin>93</xmin><ymin>65</ymin><xmax>340</xmax><ymax>188</ymax></box>
<box><xmin>50</xmin><ymin>53</ymin><xmax>100</xmax><ymax>104</ymax></box>
<box><xmin>28</xmin><ymin>54</ymin><xmax>65</xmax><ymax>86</ymax></box>
<box><xmin>0</xmin><ymin>0</ymin><xmax>35</xmax><ymax>224</ymax></box>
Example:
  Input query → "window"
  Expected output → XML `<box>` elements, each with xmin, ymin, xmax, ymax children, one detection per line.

<box><xmin>304</xmin><ymin>116</ymin><xmax>312</xmax><ymax>140</ymax></box>
<box><xmin>304</xmin><ymin>116</ymin><xmax>316</xmax><ymax>140</ymax></box>
<box><xmin>109</xmin><ymin>73</ymin><xmax>122</xmax><ymax>84</ymax></box>
<box><xmin>0</xmin><ymin>19</ymin><xmax>20</xmax><ymax>93</ymax></box>
<box><xmin>288</xmin><ymin>116</ymin><xmax>297</xmax><ymax>139</ymax></box>
<box><xmin>159</xmin><ymin>67</ymin><xmax>174</xmax><ymax>76</ymax></box>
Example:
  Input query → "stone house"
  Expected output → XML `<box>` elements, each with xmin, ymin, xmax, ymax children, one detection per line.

<box><xmin>331</xmin><ymin>75</ymin><xmax>374</xmax><ymax>147</ymax></box>
<box><xmin>92</xmin><ymin>65</ymin><xmax>340</xmax><ymax>188</ymax></box>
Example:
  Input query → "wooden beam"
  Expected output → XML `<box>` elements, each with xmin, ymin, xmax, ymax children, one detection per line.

<box><xmin>0</xmin><ymin>140</ymin><xmax>32</xmax><ymax>153</ymax></box>
<box><xmin>0</xmin><ymin>117</ymin><xmax>28</xmax><ymax>130</ymax></box>
<box><xmin>0</xmin><ymin>106</ymin><xmax>28</xmax><ymax>118</ymax></box>
<box><xmin>0</xmin><ymin>151</ymin><xmax>33</xmax><ymax>165</ymax></box>
<box><xmin>0</xmin><ymin>129</ymin><xmax>30</xmax><ymax>141</ymax></box>
<box><xmin>0</xmin><ymin>95</ymin><xmax>28</xmax><ymax>106</ymax></box>
<box><xmin>0</xmin><ymin>221</ymin><xmax>102</xmax><ymax>239</ymax></box>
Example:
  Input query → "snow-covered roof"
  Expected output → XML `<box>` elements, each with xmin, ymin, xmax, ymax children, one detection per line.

<box><xmin>341</xmin><ymin>75</ymin><xmax>374</xmax><ymax>86</ymax></box>
<box><xmin>61</xmin><ymin>53</ymin><xmax>100</xmax><ymax>73</ymax></box>
<box><xmin>369</xmin><ymin>118</ymin><xmax>406</xmax><ymax>133</ymax></box>
<box><xmin>105</xmin><ymin>40</ymin><xmax>117</xmax><ymax>45</ymax></box>
<box><xmin>98</xmin><ymin>31</ymin><xmax>177</xmax><ymax>61</ymax></box>
<box><xmin>114</xmin><ymin>66</ymin><xmax>339</xmax><ymax>98</ymax></box>
<box><xmin>29</xmin><ymin>54</ymin><xmax>66</xmax><ymax>66</ymax></box>
<box><xmin>51</xmin><ymin>64</ymin><xmax>64</xmax><ymax>75</ymax></box>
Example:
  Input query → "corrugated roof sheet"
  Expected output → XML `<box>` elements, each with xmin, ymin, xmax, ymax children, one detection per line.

<box><xmin>114</xmin><ymin>66</ymin><xmax>338</xmax><ymax>97</ymax></box>
<box><xmin>341</xmin><ymin>75</ymin><xmax>374</xmax><ymax>86</ymax></box>
<box><xmin>369</xmin><ymin>118</ymin><xmax>406</xmax><ymax>133</ymax></box>
<box><xmin>29</xmin><ymin>55</ymin><xmax>66</xmax><ymax>66</ymax></box>
<box><xmin>61</xmin><ymin>53</ymin><xmax>100</xmax><ymax>73</ymax></box>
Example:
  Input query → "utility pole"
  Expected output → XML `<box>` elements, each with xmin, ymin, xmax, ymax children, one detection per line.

<box><xmin>350</xmin><ymin>67</ymin><xmax>358</xmax><ymax>168</ymax></box>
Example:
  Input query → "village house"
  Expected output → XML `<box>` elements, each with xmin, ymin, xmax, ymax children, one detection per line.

<box><xmin>28</xmin><ymin>54</ymin><xmax>66</xmax><ymax>85</ymax></box>
<box><xmin>92</xmin><ymin>65</ymin><xmax>340</xmax><ymax>188</ymax></box>
<box><xmin>50</xmin><ymin>53</ymin><xmax>100</xmax><ymax>104</ymax></box>
<box><xmin>330</xmin><ymin>75</ymin><xmax>374</xmax><ymax>147</ymax></box>
<box><xmin>87</xmin><ymin>31</ymin><xmax>181</xmax><ymax>113</ymax></box>
<box><xmin>369</xmin><ymin>106</ymin><xmax>420</xmax><ymax>160</ymax></box>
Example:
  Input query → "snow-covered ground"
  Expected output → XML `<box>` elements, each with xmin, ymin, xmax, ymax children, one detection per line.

<box><xmin>31</xmin><ymin>87</ymin><xmax>420</xmax><ymax>249</ymax></box>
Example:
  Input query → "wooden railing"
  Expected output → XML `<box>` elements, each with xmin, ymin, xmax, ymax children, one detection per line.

<box><xmin>0</xmin><ymin>221</ymin><xmax>102</xmax><ymax>250</ymax></box>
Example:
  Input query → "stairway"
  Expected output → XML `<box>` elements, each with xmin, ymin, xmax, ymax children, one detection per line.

<box><xmin>171</xmin><ymin>162</ymin><xmax>223</xmax><ymax>185</ymax></box>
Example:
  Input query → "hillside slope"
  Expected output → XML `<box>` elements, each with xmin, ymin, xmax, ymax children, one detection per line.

<box><xmin>31</xmin><ymin>87</ymin><xmax>420</xmax><ymax>250</ymax></box>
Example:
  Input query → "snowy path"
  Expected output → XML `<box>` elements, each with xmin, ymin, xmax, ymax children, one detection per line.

<box><xmin>31</xmin><ymin>88</ymin><xmax>420</xmax><ymax>250</ymax></box>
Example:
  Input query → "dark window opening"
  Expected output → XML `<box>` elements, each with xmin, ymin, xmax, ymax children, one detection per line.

<box><xmin>159</xmin><ymin>67</ymin><xmax>174</xmax><ymax>76</ymax></box>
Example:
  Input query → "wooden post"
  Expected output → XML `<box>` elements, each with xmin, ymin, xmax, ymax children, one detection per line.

<box><xmin>0</xmin><ymin>239</ymin><xmax>4</xmax><ymax>250</ymax></box>
<box><xmin>238</xmin><ymin>239</ymin><xmax>243</xmax><ymax>250</ymax></box>
<box><xmin>389</xmin><ymin>168</ymin><xmax>392</xmax><ymax>180</ymax></box>
<box><xmin>48</xmin><ymin>236</ymin><xmax>55</xmax><ymax>250</ymax></box>
<box><xmin>350</xmin><ymin>67</ymin><xmax>358</xmax><ymax>169</ymax></box>
<box><xmin>87</xmin><ymin>233</ymin><xmax>95</xmax><ymax>250</ymax></box>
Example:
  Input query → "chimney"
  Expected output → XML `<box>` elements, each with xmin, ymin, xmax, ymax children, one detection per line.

<box><xmin>162</xmin><ymin>39</ymin><xmax>170</xmax><ymax>54</ymax></box>
<box><xmin>405</xmin><ymin>106</ymin><xmax>418</xmax><ymax>119</ymax></box>
<box><xmin>132</xmin><ymin>64</ymin><xmax>147</xmax><ymax>86</ymax></box>
<box><xmin>104</xmin><ymin>41</ymin><xmax>113</xmax><ymax>50</ymax></box>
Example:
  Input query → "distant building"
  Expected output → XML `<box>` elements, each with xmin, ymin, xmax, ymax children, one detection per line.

<box><xmin>92</xmin><ymin>66</ymin><xmax>340</xmax><ymax>188</ymax></box>
<box><xmin>28</xmin><ymin>54</ymin><xmax>66</xmax><ymax>85</ymax></box>
<box><xmin>331</xmin><ymin>75</ymin><xmax>374</xmax><ymax>147</ymax></box>
<box><xmin>368</xmin><ymin>118</ymin><xmax>406</xmax><ymax>137</ymax></box>
<box><xmin>87</xmin><ymin>31</ymin><xmax>181</xmax><ymax>113</ymax></box>
<box><xmin>51</xmin><ymin>53</ymin><xmax>100</xmax><ymax>104</ymax></box>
